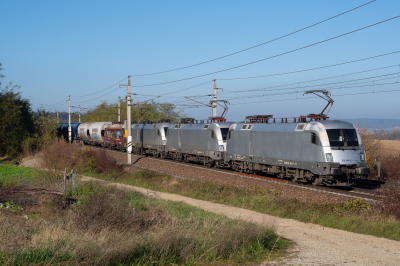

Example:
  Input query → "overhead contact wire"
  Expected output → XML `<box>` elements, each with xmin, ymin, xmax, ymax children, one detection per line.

<box><xmin>72</xmin><ymin>77</ymin><xmax>128</xmax><ymax>97</ymax></box>
<box><xmin>130</xmin><ymin>0</ymin><xmax>377</xmax><ymax>76</ymax></box>
<box><xmin>131</xmin><ymin>16</ymin><xmax>400</xmax><ymax>87</ymax></box>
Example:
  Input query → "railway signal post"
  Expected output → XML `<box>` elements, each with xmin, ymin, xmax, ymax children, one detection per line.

<box><xmin>68</xmin><ymin>96</ymin><xmax>71</xmax><ymax>144</ymax></box>
<box><xmin>120</xmin><ymin>76</ymin><xmax>132</xmax><ymax>164</ymax></box>
<box><xmin>118</xmin><ymin>96</ymin><xmax>121</xmax><ymax>122</ymax></box>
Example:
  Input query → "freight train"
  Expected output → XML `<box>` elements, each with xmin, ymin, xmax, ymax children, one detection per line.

<box><xmin>58</xmin><ymin>114</ymin><xmax>370</xmax><ymax>185</ymax></box>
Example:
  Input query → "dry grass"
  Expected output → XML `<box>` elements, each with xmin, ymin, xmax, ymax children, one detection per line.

<box><xmin>39</xmin><ymin>139</ymin><xmax>84</xmax><ymax>172</ymax></box>
<box><xmin>0</xmin><ymin>180</ymin><xmax>288</xmax><ymax>265</ymax></box>
<box><xmin>378</xmin><ymin>140</ymin><xmax>400</xmax><ymax>156</ymax></box>
<box><xmin>359</xmin><ymin>128</ymin><xmax>383</xmax><ymax>170</ymax></box>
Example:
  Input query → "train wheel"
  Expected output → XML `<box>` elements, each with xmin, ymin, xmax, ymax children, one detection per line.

<box><xmin>312</xmin><ymin>176</ymin><xmax>322</xmax><ymax>186</ymax></box>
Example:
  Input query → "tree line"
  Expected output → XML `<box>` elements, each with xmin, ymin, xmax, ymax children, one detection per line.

<box><xmin>369</xmin><ymin>129</ymin><xmax>400</xmax><ymax>140</ymax></box>
<box><xmin>81</xmin><ymin>99</ymin><xmax>185</xmax><ymax>123</ymax></box>
<box><xmin>0</xmin><ymin>63</ymin><xmax>184</xmax><ymax>158</ymax></box>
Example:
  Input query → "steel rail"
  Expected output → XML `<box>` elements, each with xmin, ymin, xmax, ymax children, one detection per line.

<box><xmin>88</xmin><ymin>146</ymin><xmax>382</xmax><ymax>202</ymax></box>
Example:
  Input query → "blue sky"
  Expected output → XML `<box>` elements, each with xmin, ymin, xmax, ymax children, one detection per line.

<box><xmin>1</xmin><ymin>0</ymin><xmax>399</xmax><ymax>121</ymax></box>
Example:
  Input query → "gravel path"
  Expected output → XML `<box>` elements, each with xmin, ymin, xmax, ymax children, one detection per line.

<box><xmin>100</xmin><ymin>148</ymin><xmax>360</xmax><ymax>204</ymax></box>
<box><xmin>81</xmin><ymin>175</ymin><xmax>400</xmax><ymax>265</ymax></box>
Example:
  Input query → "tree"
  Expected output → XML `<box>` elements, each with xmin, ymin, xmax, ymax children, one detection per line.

<box><xmin>388</xmin><ymin>129</ymin><xmax>400</xmax><ymax>140</ymax></box>
<box><xmin>0</xmin><ymin>63</ymin><xmax>4</xmax><ymax>86</ymax></box>
<box><xmin>82</xmin><ymin>99</ymin><xmax>185</xmax><ymax>123</ymax></box>
<box><xmin>0</xmin><ymin>83</ymin><xmax>35</xmax><ymax>157</ymax></box>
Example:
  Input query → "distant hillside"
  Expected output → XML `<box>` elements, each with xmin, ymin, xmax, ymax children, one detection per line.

<box><xmin>338</xmin><ymin>119</ymin><xmax>400</xmax><ymax>130</ymax></box>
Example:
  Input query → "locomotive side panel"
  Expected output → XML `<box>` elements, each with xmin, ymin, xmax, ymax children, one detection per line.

<box><xmin>180</xmin><ymin>127</ymin><xmax>209</xmax><ymax>156</ymax></box>
<box><xmin>142</xmin><ymin>125</ymin><xmax>161</xmax><ymax>149</ymax></box>
<box><xmin>227</xmin><ymin>130</ymin><xmax>249</xmax><ymax>160</ymax></box>
<box><xmin>166</xmin><ymin>124</ymin><xmax>180</xmax><ymax>152</ymax></box>
<box><xmin>178</xmin><ymin>124</ymin><xmax>215</xmax><ymax>158</ymax></box>
<box><xmin>131</xmin><ymin>124</ymin><xmax>140</xmax><ymax>148</ymax></box>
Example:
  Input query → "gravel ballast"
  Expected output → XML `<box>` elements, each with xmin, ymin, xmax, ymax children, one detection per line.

<box><xmin>101</xmin><ymin>148</ymin><xmax>357</xmax><ymax>204</ymax></box>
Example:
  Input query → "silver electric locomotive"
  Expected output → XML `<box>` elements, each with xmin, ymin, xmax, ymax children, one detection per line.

<box><xmin>225</xmin><ymin>115</ymin><xmax>369</xmax><ymax>185</ymax></box>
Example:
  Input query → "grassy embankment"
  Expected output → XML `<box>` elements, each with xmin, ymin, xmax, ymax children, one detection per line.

<box><xmin>0</xmin><ymin>164</ymin><xmax>289</xmax><ymax>265</ymax></box>
<box><xmin>83</xmin><ymin>168</ymin><xmax>400</xmax><ymax>242</ymax></box>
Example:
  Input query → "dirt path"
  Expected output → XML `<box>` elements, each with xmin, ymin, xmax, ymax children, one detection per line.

<box><xmin>81</xmin><ymin>175</ymin><xmax>400</xmax><ymax>265</ymax></box>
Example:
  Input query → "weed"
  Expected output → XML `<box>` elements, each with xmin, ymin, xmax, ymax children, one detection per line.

<box><xmin>86</xmin><ymin>170</ymin><xmax>400</xmax><ymax>242</ymax></box>
<box><xmin>374</xmin><ymin>187</ymin><xmax>400</xmax><ymax>219</ymax></box>
<box><xmin>380</xmin><ymin>154</ymin><xmax>400</xmax><ymax>182</ymax></box>
<box><xmin>0</xmin><ymin>181</ymin><xmax>289</xmax><ymax>265</ymax></box>
<box><xmin>87</xmin><ymin>148</ymin><xmax>124</xmax><ymax>174</ymax></box>
<box><xmin>0</xmin><ymin>201</ymin><xmax>23</xmax><ymax>211</ymax></box>
<box><xmin>341</xmin><ymin>198</ymin><xmax>369</xmax><ymax>211</ymax></box>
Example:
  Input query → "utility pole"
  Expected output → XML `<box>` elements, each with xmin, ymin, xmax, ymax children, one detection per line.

<box><xmin>118</xmin><ymin>96</ymin><xmax>121</xmax><ymax>122</ymax></box>
<box><xmin>120</xmin><ymin>76</ymin><xmax>132</xmax><ymax>164</ymax></box>
<box><xmin>212</xmin><ymin>79</ymin><xmax>223</xmax><ymax>117</ymax></box>
<box><xmin>68</xmin><ymin>96</ymin><xmax>71</xmax><ymax>144</ymax></box>
<box><xmin>56</xmin><ymin>110</ymin><xmax>59</xmax><ymax>124</ymax></box>
<box><xmin>40</xmin><ymin>104</ymin><xmax>43</xmax><ymax>116</ymax></box>
<box><xmin>78</xmin><ymin>105</ymin><xmax>81</xmax><ymax>123</ymax></box>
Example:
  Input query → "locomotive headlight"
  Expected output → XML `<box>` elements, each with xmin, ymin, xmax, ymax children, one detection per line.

<box><xmin>219</xmin><ymin>145</ymin><xmax>224</xmax><ymax>151</ymax></box>
<box><xmin>162</xmin><ymin>140</ymin><xmax>166</xmax><ymax>145</ymax></box>
<box><xmin>326</xmin><ymin>153</ymin><xmax>333</xmax><ymax>162</ymax></box>
<box><xmin>360</xmin><ymin>153</ymin><xmax>365</xmax><ymax>161</ymax></box>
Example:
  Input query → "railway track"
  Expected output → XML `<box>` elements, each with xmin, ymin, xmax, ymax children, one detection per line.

<box><xmin>150</xmin><ymin>157</ymin><xmax>383</xmax><ymax>201</ymax></box>
<box><xmin>87</xmin><ymin>146</ymin><xmax>387</xmax><ymax>202</ymax></box>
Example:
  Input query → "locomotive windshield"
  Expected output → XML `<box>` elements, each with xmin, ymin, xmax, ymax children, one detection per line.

<box><xmin>220</xmin><ymin>128</ymin><xmax>229</xmax><ymax>141</ymax></box>
<box><xmin>326</xmin><ymin>129</ymin><xmax>359</xmax><ymax>148</ymax></box>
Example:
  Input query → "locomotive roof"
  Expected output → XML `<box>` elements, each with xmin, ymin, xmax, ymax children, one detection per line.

<box><xmin>232</xmin><ymin>119</ymin><xmax>355</xmax><ymax>132</ymax></box>
<box><xmin>169</xmin><ymin>122</ymin><xmax>234</xmax><ymax>130</ymax></box>
<box><xmin>315</xmin><ymin>120</ymin><xmax>356</xmax><ymax>129</ymax></box>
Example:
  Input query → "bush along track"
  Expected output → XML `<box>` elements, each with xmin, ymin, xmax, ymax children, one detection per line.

<box><xmin>0</xmin><ymin>171</ymin><xmax>289</xmax><ymax>265</ymax></box>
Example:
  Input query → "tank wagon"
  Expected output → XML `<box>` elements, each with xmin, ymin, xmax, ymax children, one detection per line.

<box><xmin>78</xmin><ymin>122</ymin><xmax>111</xmax><ymax>146</ymax></box>
<box><xmin>225</xmin><ymin>115</ymin><xmax>369</xmax><ymax>185</ymax></box>
<box><xmin>59</xmin><ymin>123</ymin><xmax>82</xmax><ymax>142</ymax></box>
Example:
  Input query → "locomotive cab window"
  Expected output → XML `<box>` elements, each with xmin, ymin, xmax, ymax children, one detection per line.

<box><xmin>326</xmin><ymin>129</ymin><xmax>359</xmax><ymax>148</ymax></box>
<box><xmin>220</xmin><ymin>128</ymin><xmax>229</xmax><ymax>140</ymax></box>
<box><xmin>101</xmin><ymin>130</ymin><xmax>105</xmax><ymax>137</ymax></box>
<box><xmin>241</xmin><ymin>125</ymin><xmax>248</xmax><ymax>130</ymax></box>
<box><xmin>311</xmin><ymin>133</ymin><xmax>321</xmax><ymax>146</ymax></box>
